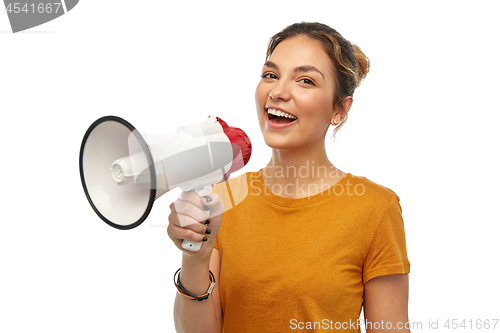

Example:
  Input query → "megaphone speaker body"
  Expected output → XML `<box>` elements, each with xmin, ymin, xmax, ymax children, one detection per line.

<box><xmin>79</xmin><ymin>116</ymin><xmax>251</xmax><ymax>251</ymax></box>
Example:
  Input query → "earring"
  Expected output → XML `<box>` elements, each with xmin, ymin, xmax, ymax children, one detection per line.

<box><xmin>333</xmin><ymin>119</ymin><xmax>339</xmax><ymax>124</ymax></box>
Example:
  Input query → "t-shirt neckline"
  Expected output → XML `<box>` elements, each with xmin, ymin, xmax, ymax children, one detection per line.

<box><xmin>248</xmin><ymin>169</ymin><xmax>353</xmax><ymax>207</ymax></box>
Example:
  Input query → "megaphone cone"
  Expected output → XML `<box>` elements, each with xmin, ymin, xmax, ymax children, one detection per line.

<box><xmin>79</xmin><ymin>116</ymin><xmax>156</xmax><ymax>230</ymax></box>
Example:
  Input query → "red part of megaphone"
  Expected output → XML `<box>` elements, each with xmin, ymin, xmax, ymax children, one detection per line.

<box><xmin>215</xmin><ymin>117</ymin><xmax>252</xmax><ymax>180</ymax></box>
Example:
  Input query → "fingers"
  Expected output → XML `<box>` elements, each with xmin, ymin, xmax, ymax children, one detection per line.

<box><xmin>167</xmin><ymin>222</ymin><xmax>209</xmax><ymax>244</ymax></box>
<box><xmin>177</xmin><ymin>190</ymin><xmax>224</xmax><ymax>216</ymax></box>
<box><xmin>167</xmin><ymin>212</ymin><xmax>212</xmax><ymax>252</ymax></box>
<box><xmin>173</xmin><ymin>202</ymin><xmax>209</xmax><ymax>227</ymax></box>
<box><xmin>167</xmin><ymin>191</ymin><xmax>211</xmax><ymax>240</ymax></box>
<box><xmin>169</xmin><ymin>213</ymin><xmax>208</xmax><ymax>234</ymax></box>
<box><xmin>172</xmin><ymin>191</ymin><xmax>224</xmax><ymax>226</ymax></box>
<box><xmin>167</xmin><ymin>191</ymin><xmax>224</xmax><ymax>253</ymax></box>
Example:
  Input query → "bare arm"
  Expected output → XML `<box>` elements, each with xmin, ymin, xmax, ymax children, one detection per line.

<box><xmin>168</xmin><ymin>191</ymin><xmax>224</xmax><ymax>333</ymax></box>
<box><xmin>174</xmin><ymin>249</ymin><xmax>222</xmax><ymax>333</ymax></box>
<box><xmin>363</xmin><ymin>273</ymin><xmax>410</xmax><ymax>333</ymax></box>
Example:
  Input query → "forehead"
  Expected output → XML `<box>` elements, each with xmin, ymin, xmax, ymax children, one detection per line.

<box><xmin>268</xmin><ymin>36</ymin><xmax>334</xmax><ymax>74</ymax></box>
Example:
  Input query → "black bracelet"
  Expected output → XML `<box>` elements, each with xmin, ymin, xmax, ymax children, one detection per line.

<box><xmin>174</xmin><ymin>268</ymin><xmax>216</xmax><ymax>301</ymax></box>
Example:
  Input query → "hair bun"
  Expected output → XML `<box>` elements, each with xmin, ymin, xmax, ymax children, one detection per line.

<box><xmin>352</xmin><ymin>44</ymin><xmax>370</xmax><ymax>87</ymax></box>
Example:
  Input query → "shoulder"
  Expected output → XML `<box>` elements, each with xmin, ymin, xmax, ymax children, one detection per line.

<box><xmin>339</xmin><ymin>174</ymin><xmax>402</xmax><ymax>224</ymax></box>
<box><xmin>346</xmin><ymin>173</ymin><xmax>400</xmax><ymax>206</ymax></box>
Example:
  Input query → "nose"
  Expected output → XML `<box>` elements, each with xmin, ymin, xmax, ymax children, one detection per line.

<box><xmin>269</xmin><ymin>79</ymin><xmax>291</xmax><ymax>102</ymax></box>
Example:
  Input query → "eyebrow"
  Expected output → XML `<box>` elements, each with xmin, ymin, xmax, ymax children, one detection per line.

<box><xmin>263</xmin><ymin>61</ymin><xmax>324</xmax><ymax>79</ymax></box>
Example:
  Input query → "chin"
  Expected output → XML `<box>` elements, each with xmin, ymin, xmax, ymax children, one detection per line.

<box><xmin>262</xmin><ymin>133</ymin><xmax>297</xmax><ymax>150</ymax></box>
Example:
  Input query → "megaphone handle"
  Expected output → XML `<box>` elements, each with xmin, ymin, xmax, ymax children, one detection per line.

<box><xmin>181</xmin><ymin>184</ymin><xmax>212</xmax><ymax>252</ymax></box>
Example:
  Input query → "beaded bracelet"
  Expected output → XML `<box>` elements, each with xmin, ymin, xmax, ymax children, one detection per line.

<box><xmin>174</xmin><ymin>268</ymin><xmax>216</xmax><ymax>301</ymax></box>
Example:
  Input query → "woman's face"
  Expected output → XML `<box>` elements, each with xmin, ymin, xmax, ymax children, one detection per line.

<box><xmin>255</xmin><ymin>35</ymin><xmax>338</xmax><ymax>151</ymax></box>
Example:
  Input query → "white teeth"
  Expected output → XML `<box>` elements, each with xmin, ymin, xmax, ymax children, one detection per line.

<box><xmin>267</xmin><ymin>108</ymin><xmax>297</xmax><ymax>119</ymax></box>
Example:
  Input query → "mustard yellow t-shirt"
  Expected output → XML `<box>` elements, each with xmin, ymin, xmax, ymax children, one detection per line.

<box><xmin>212</xmin><ymin>170</ymin><xmax>410</xmax><ymax>332</ymax></box>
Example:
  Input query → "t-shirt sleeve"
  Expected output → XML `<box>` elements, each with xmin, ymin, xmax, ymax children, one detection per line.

<box><xmin>362</xmin><ymin>195</ymin><xmax>410</xmax><ymax>284</ymax></box>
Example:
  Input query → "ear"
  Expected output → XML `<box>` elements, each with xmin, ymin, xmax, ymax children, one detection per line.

<box><xmin>331</xmin><ymin>96</ymin><xmax>353</xmax><ymax>125</ymax></box>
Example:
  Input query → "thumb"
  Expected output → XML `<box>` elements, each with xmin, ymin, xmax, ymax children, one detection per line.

<box><xmin>202</xmin><ymin>193</ymin><xmax>224</xmax><ymax>217</ymax></box>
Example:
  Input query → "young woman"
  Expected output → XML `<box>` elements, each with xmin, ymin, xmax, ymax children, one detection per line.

<box><xmin>168</xmin><ymin>22</ymin><xmax>411</xmax><ymax>333</ymax></box>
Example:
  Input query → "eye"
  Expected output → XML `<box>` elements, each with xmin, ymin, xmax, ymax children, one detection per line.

<box><xmin>261</xmin><ymin>72</ymin><xmax>278</xmax><ymax>80</ymax></box>
<box><xmin>299</xmin><ymin>78</ymin><xmax>316</xmax><ymax>86</ymax></box>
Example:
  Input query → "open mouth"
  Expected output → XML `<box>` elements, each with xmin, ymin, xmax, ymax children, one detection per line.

<box><xmin>266</xmin><ymin>107</ymin><xmax>297</xmax><ymax>124</ymax></box>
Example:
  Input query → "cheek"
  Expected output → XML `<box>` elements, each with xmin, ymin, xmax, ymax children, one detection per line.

<box><xmin>299</xmin><ymin>93</ymin><xmax>333</xmax><ymax>118</ymax></box>
<box><xmin>255</xmin><ymin>82</ymin><xmax>267</xmax><ymax>108</ymax></box>
<box><xmin>297</xmin><ymin>96</ymin><xmax>335</xmax><ymax>135</ymax></box>
<box><xmin>255</xmin><ymin>83</ymin><xmax>269</xmax><ymax>125</ymax></box>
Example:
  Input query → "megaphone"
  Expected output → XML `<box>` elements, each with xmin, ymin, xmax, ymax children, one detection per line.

<box><xmin>79</xmin><ymin>115</ymin><xmax>252</xmax><ymax>251</ymax></box>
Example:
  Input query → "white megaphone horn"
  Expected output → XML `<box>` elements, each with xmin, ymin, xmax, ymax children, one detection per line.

<box><xmin>79</xmin><ymin>116</ymin><xmax>252</xmax><ymax>251</ymax></box>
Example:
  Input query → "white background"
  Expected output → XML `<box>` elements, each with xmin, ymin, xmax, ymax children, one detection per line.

<box><xmin>1</xmin><ymin>1</ymin><xmax>499</xmax><ymax>332</ymax></box>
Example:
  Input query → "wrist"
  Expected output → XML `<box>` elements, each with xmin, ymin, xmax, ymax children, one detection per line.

<box><xmin>179</xmin><ymin>252</ymin><xmax>213</xmax><ymax>296</ymax></box>
<box><xmin>182</xmin><ymin>251</ymin><xmax>211</xmax><ymax>269</ymax></box>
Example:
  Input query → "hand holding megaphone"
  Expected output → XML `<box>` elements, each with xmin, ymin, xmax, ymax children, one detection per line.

<box><xmin>167</xmin><ymin>189</ymin><xmax>224</xmax><ymax>255</ymax></box>
<box><xmin>79</xmin><ymin>116</ymin><xmax>251</xmax><ymax>251</ymax></box>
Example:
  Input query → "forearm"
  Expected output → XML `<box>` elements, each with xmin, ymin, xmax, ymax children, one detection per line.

<box><xmin>174</xmin><ymin>254</ymin><xmax>221</xmax><ymax>333</ymax></box>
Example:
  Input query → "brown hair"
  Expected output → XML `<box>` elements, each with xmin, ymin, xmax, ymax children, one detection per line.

<box><xmin>266</xmin><ymin>22</ymin><xmax>370</xmax><ymax>136</ymax></box>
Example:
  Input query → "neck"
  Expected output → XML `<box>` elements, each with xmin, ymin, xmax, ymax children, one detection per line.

<box><xmin>262</xmin><ymin>144</ymin><xmax>345</xmax><ymax>198</ymax></box>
